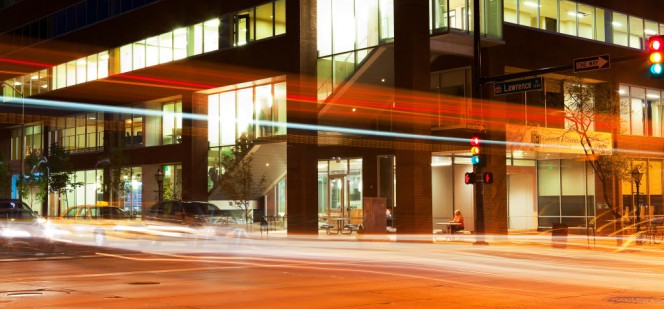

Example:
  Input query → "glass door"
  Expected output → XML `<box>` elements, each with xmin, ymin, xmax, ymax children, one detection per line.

<box><xmin>328</xmin><ymin>175</ymin><xmax>347</xmax><ymax>230</ymax></box>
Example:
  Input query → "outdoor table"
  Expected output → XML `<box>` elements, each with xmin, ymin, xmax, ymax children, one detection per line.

<box><xmin>436</xmin><ymin>222</ymin><xmax>461</xmax><ymax>235</ymax></box>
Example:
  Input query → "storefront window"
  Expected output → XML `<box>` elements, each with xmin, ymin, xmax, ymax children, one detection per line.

<box><xmin>649</xmin><ymin>161</ymin><xmax>663</xmax><ymax>215</ymax></box>
<box><xmin>538</xmin><ymin>159</ymin><xmax>561</xmax><ymax>221</ymax></box>
<box><xmin>67</xmin><ymin>169</ymin><xmax>103</xmax><ymax>208</ymax></box>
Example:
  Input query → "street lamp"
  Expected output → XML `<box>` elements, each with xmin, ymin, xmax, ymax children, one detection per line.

<box><xmin>631</xmin><ymin>167</ymin><xmax>644</xmax><ymax>239</ymax></box>
<box><xmin>154</xmin><ymin>168</ymin><xmax>164</xmax><ymax>202</ymax></box>
<box><xmin>1</xmin><ymin>82</ymin><xmax>25</xmax><ymax>199</ymax></box>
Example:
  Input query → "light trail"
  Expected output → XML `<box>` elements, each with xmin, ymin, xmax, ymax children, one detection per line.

<box><xmin>3</xmin><ymin>94</ymin><xmax>664</xmax><ymax>158</ymax></box>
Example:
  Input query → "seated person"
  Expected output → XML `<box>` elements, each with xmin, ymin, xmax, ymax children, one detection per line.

<box><xmin>386</xmin><ymin>208</ymin><xmax>392</xmax><ymax>226</ymax></box>
<box><xmin>450</xmin><ymin>209</ymin><xmax>464</xmax><ymax>233</ymax></box>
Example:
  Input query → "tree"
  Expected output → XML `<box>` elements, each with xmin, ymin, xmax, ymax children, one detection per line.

<box><xmin>562</xmin><ymin>78</ymin><xmax>635</xmax><ymax>233</ymax></box>
<box><xmin>19</xmin><ymin>151</ymin><xmax>47</xmax><ymax>209</ymax></box>
<box><xmin>0</xmin><ymin>154</ymin><xmax>12</xmax><ymax>198</ymax></box>
<box><xmin>29</xmin><ymin>143</ymin><xmax>82</xmax><ymax>216</ymax></box>
<box><xmin>102</xmin><ymin>145</ymin><xmax>131</xmax><ymax>207</ymax></box>
<box><xmin>217</xmin><ymin>137</ymin><xmax>266</xmax><ymax>230</ymax></box>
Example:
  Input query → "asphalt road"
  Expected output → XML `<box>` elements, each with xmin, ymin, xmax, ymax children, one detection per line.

<box><xmin>1</xmin><ymin>235</ymin><xmax>664</xmax><ymax>308</ymax></box>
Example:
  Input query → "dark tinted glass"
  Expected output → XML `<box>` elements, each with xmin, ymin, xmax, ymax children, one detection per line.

<box><xmin>0</xmin><ymin>201</ymin><xmax>35</xmax><ymax>219</ymax></box>
<box><xmin>182</xmin><ymin>203</ymin><xmax>221</xmax><ymax>216</ymax></box>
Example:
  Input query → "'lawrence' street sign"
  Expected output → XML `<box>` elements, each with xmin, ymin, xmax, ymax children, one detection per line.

<box><xmin>493</xmin><ymin>77</ymin><xmax>543</xmax><ymax>96</ymax></box>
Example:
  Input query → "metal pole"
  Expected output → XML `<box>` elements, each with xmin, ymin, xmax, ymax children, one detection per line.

<box><xmin>472</xmin><ymin>0</ymin><xmax>487</xmax><ymax>245</ymax></box>
<box><xmin>2</xmin><ymin>82</ymin><xmax>25</xmax><ymax>200</ymax></box>
<box><xmin>636</xmin><ymin>181</ymin><xmax>641</xmax><ymax>240</ymax></box>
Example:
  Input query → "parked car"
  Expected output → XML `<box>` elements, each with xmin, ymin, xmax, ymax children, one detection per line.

<box><xmin>0</xmin><ymin>199</ymin><xmax>52</xmax><ymax>251</ymax></box>
<box><xmin>144</xmin><ymin>200</ymin><xmax>230</xmax><ymax>240</ymax></box>
<box><xmin>53</xmin><ymin>204</ymin><xmax>143</xmax><ymax>246</ymax></box>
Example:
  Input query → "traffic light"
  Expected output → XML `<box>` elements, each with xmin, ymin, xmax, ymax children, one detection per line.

<box><xmin>470</xmin><ymin>136</ymin><xmax>485</xmax><ymax>167</ymax></box>
<box><xmin>648</xmin><ymin>35</ymin><xmax>664</xmax><ymax>77</ymax></box>
<box><xmin>464</xmin><ymin>172</ymin><xmax>476</xmax><ymax>185</ymax></box>
<box><xmin>483</xmin><ymin>172</ymin><xmax>494</xmax><ymax>184</ymax></box>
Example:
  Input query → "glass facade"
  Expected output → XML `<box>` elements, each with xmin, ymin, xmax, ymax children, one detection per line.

<box><xmin>3</xmin><ymin>1</ymin><xmax>286</xmax><ymax>100</ymax></box>
<box><xmin>207</xmin><ymin>80</ymin><xmax>287</xmax><ymax>190</ymax></box>
<box><xmin>10</xmin><ymin>125</ymin><xmax>43</xmax><ymax>160</ymax></box>
<box><xmin>231</xmin><ymin>0</ymin><xmax>286</xmax><ymax>47</ymax></box>
<box><xmin>619</xmin><ymin>84</ymin><xmax>664</xmax><ymax>137</ymax></box>
<box><xmin>504</xmin><ymin>0</ymin><xmax>662</xmax><ymax>50</ymax></box>
<box><xmin>317</xmin><ymin>0</ymin><xmax>394</xmax><ymax>101</ymax></box>
<box><xmin>48</xmin><ymin>112</ymin><xmax>104</xmax><ymax>153</ymax></box>
<box><xmin>429</xmin><ymin>0</ymin><xmax>503</xmax><ymax>38</ymax></box>
<box><xmin>162</xmin><ymin>100</ymin><xmax>183</xmax><ymax>145</ymax></box>
<box><xmin>537</xmin><ymin>159</ymin><xmax>595</xmax><ymax>229</ymax></box>
<box><xmin>621</xmin><ymin>160</ymin><xmax>663</xmax><ymax>217</ymax></box>
<box><xmin>66</xmin><ymin>169</ymin><xmax>104</xmax><ymax>209</ymax></box>
<box><xmin>0</xmin><ymin>0</ymin><xmax>160</xmax><ymax>54</ymax></box>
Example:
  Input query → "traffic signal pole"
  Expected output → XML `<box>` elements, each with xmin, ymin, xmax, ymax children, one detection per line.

<box><xmin>471</xmin><ymin>0</ymin><xmax>488</xmax><ymax>245</ymax></box>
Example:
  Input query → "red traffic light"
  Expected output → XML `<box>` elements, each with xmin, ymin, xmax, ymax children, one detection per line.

<box><xmin>470</xmin><ymin>136</ymin><xmax>480</xmax><ymax>146</ymax></box>
<box><xmin>464</xmin><ymin>172</ymin><xmax>476</xmax><ymax>185</ymax></box>
<box><xmin>483</xmin><ymin>172</ymin><xmax>494</xmax><ymax>184</ymax></box>
<box><xmin>649</xmin><ymin>35</ymin><xmax>664</xmax><ymax>52</ymax></box>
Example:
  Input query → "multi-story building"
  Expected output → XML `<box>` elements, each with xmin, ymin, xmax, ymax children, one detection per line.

<box><xmin>0</xmin><ymin>0</ymin><xmax>661</xmax><ymax>237</ymax></box>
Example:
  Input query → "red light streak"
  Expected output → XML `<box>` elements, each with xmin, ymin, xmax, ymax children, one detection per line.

<box><xmin>0</xmin><ymin>57</ymin><xmax>52</xmax><ymax>68</ymax></box>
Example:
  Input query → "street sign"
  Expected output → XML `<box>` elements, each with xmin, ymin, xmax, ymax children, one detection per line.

<box><xmin>573</xmin><ymin>54</ymin><xmax>610</xmax><ymax>73</ymax></box>
<box><xmin>493</xmin><ymin>77</ymin><xmax>543</xmax><ymax>96</ymax></box>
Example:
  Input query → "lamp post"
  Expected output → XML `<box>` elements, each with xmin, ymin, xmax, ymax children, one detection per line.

<box><xmin>1</xmin><ymin>82</ymin><xmax>25</xmax><ymax>199</ymax></box>
<box><xmin>631</xmin><ymin>167</ymin><xmax>644</xmax><ymax>241</ymax></box>
<box><xmin>154</xmin><ymin>168</ymin><xmax>164</xmax><ymax>202</ymax></box>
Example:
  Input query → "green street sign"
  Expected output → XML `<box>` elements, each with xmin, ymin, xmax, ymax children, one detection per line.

<box><xmin>493</xmin><ymin>77</ymin><xmax>543</xmax><ymax>96</ymax></box>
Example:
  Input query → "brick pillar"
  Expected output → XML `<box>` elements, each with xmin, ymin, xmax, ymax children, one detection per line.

<box><xmin>393</xmin><ymin>0</ymin><xmax>432</xmax><ymax>236</ymax></box>
<box><xmin>181</xmin><ymin>93</ymin><xmax>209</xmax><ymax>201</ymax></box>
<box><xmin>286</xmin><ymin>0</ymin><xmax>318</xmax><ymax>235</ymax></box>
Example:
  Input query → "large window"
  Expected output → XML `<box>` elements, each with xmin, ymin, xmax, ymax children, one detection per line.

<box><xmin>207</xmin><ymin>81</ymin><xmax>287</xmax><ymax>148</ymax></box>
<box><xmin>10</xmin><ymin>125</ymin><xmax>43</xmax><ymax>160</ymax></box>
<box><xmin>52</xmin><ymin>51</ymin><xmax>108</xmax><ymax>90</ymax></box>
<box><xmin>504</xmin><ymin>0</ymin><xmax>662</xmax><ymax>51</ymax></box>
<box><xmin>207</xmin><ymin>80</ymin><xmax>287</xmax><ymax>178</ymax></box>
<box><xmin>620</xmin><ymin>84</ymin><xmax>664</xmax><ymax>137</ymax></box>
<box><xmin>162</xmin><ymin>101</ymin><xmax>182</xmax><ymax>145</ymax></box>
<box><xmin>317</xmin><ymin>0</ymin><xmax>392</xmax><ymax>101</ymax></box>
<box><xmin>229</xmin><ymin>0</ymin><xmax>286</xmax><ymax>47</ymax></box>
<box><xmin>538</xmin><ymin>159</ymin><xmax>595</xmax><ymax>228</ymax></box>
<box><xmin>66</xmin><ymin>169</ymin><xmax>103</xmax><ymax>208</ymax></box>
<box><xmin>4</xmin><ymin>4</ymin><xmax>286</xmax><ymax>100</ymax></box>
<box><xmin>48</xmin><ymin>112</ymin><xmax>104</xmax><ymax>153</ymax></box>
<box><xmin>119</xmin><ymin>18</ymin><xmax>219</xmax><ymax>73</ymax></box>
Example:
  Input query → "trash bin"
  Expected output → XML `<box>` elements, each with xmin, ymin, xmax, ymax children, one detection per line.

<box><xmin>552</xmin><ymin>223</ymin><xmax>568</xmax><ymax>248</ymax></box>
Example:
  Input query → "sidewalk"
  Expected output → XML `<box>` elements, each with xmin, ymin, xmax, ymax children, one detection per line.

<box><xmin>242</xmin><ymin>224</ymin><xmax>664</xmax><ymax>254</ymax></box>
